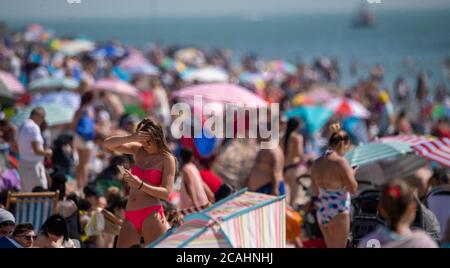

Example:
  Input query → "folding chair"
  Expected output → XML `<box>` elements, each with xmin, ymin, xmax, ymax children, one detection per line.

<box><xmin>6</xmin><ymin>191</ymin><xmax>59</xmax><ymax>233</ymax></box>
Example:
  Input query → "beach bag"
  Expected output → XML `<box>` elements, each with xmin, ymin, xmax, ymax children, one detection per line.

<box><xmin>76</xmin><ymin>112</ymin><xmax>95</xmax><ymax>141</ymax></box>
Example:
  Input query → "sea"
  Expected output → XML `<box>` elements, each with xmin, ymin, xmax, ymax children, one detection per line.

<box><xmin>3</xmin><ymin>8</ymin><xmax>450</xmax><ymax>92</ymax></box>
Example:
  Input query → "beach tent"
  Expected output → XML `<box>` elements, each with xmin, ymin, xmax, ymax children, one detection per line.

<box><xmin>148</xmin><ymin>189</ymin><xmax>286</xmax><ymax>248</ymax></box>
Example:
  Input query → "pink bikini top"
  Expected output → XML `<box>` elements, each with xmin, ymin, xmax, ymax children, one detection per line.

<box><xmin>130</xmin><ymin>165</ymin><xmax>163</xmax><ymax>186</ymax></box>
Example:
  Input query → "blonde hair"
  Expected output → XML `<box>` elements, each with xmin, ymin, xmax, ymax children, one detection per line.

<box><xmin>136</xmin><ymin>118</ymin><xmax>172</xmax><ymax>156</ymax></box>
<box><xmin>328</xmin><ymin>122</ymin><xmax>349</xmax><ymax>147</ymax></box>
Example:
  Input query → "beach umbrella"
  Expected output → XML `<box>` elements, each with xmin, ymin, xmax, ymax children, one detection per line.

<box><xmin>28</xmin><ymin>77</ymin><xmax>79</xmax><ymax>92</ymax></box>
<box><xmin>194</xmin><ymin>128</ymin><xmax>217</xmax><ymax>158</ymax></box>
<box><xmin>173</xmin><ymin>83</ymin><xmax>267</xmax><ymax>107</ymax></box>
<box><xmin>345</xmin><ymin>141</ymin><xmax>412</xmax><ymax>167</ymax></box>
<box><xmin>267</xmin><ymin>60</ymin><xmax>297</xmax><ymax>75</ymax></box>
<box><xmin>0</xmin><ymin>71</ymin><xmax>25</xmax><ymax>94</ymax></box>
<box><xmin>291</xmin><ymin>93</ymin><xmax>315</xmax><ymax>106</ymax></box>
<box><xmin>239</xmin><ymin>71</ymin><xmax>266</xmax><ymax>91</ymax></box>
<box><xmin>125</xmin><ymin>64</ymin><xmax>160</xmax><ymax>76</ymax></box>
<box><xmin>58</xmin><ymin>39</ymin><xmax>95</xmax><ymax>56</ymax></box>
<box><xmin>160</xmin><ymin>57</ymin><xmax>186</xmax><ymax>73</ymax></box>
<box><xmin>118</xmin><ymin>56</ymin><xmax>150</xmax><ymax>70</ymax></box>
<box><xmin>285</xmin><ymin>105</ymin><xmax>333</xmax><ymax>134</ymax></box>
<box><xmin>92</xmin><ymin>78</ymin><xmax>139</xmax><ymax>97</ymax></box>
<box><xmin>175</xmin><ymin>47</ymin><xmax>205</xmax><ymax>66</ymax></box>
<box><xmin>355</xmin><ymin>154</ymin><xmax>426</xmax><ymax>186</ymax></box>
<box><xmin>412</xmin><ymin>137</ymin><xmax>450</xmax><ymax>168</ymax></box>
<box><xmin>182</xmin><ymin>67</ymin><xmax>229</xmax><ymax>83</ymax></box>
<box><xmin>213</xmin><ymin>139</ymin><xmax>259</xmax><ymax>189</ymax></box>
<box><xmin>304</xmin><ymin>86</ymin><xmax>335</xmax><ymax>104</ymax></box>
<box><xmin>325</xmin><ymin>98</ymin><xmax>370</xmax><ymax>119</ymax></box>
<box><xmin>90</xmin><ymin>45</ymin><xmax>126</xmax><ymax>59</ymax></box>
<box><xmin>432</xmin><ymin>104</ymin><xmax>448</xmax><ymax>120</ymax></box>
<box><xmin>31</xmin><ymin>91</ymin><xmax>80</xmax><ymax>110</ymax></box>
<box><xmin>379</xmin><ymin>135</ymin><xmax>434</xmax><ymax>147</ymax></box>
<box><xmin>0</xmin><ymin>80</ymin><xmax>15</xmax><ymax>106</ymax></box>
<box><xmin>343</xmin><ymin>116</ymin><xmax>368</xmax><ymax>144</ymax></box>
<box><xmin>149</xmin><ymin>189</ymin><xmax>286</xmax><ymax>248</ymax></box>
<box><xmin>12</xmin><ymin>103</ymin><xmax>75</xmax><ymax>127</ymax></box>
<box><xmin>111</xmin><ymin>66</ymin><xmax>131</xmax><ymax>81</ymax></box>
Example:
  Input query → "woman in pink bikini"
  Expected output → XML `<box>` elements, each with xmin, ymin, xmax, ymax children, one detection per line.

<box><xmin>104</xmin><ymin>118</ymin><xmax>176</xmax><ymax>247</ymax></box>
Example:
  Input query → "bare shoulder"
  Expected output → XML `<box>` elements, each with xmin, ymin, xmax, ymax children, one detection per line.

<box><xmin>163</xmin><ymin>153</ymin><xmax>176</xmax><ymax>167</ymax></box>
<box><xmin>291</xmin><ymin>133</ymin><xmax>303</xmax><ymax>143</ymax></box>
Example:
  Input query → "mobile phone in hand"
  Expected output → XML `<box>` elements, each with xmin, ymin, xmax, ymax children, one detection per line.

<box><xmin>117</xmin><ymin>165</ymin><xmax>127</xmax><ymax>175</ymax></box>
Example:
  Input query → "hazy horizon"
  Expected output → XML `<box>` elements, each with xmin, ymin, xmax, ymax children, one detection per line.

<box><xmin>1</xmin><ymin>0</ymin><xmax>450</xmax><ymax>20</ymax></box>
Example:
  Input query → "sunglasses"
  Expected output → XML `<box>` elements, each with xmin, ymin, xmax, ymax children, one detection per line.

<box><xmin>17</xmin><ymin>235</ymin><xmax>37</xmax><ymax>241</ymax></box>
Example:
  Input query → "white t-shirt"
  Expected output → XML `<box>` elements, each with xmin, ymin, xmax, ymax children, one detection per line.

<box><xmin>17</xmin><ymin>119</ymin><xmax>44</xmax><ymax>162</ymax></box>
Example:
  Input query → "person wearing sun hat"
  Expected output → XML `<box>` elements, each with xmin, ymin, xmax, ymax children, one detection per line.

<box><xmin>378</xmin><ymin>89</ymin><xmax>395</xmax><ymax>136</ymax></box>
<box><xmin>0</xmin><ymin>208</ymin><xmax>22</xmax><ymax>248</ymax></box>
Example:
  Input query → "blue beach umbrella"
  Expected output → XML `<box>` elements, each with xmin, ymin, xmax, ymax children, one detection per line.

<box><xmin>343</xmin><ymin>116</ymin><xmax>368</xmax><ymax>145</ymax></box>
<box><xmin>194</xmin><ymin>128</ymin><xmax>217</xmax><ymax>158</ymax></box>
<box><xmin>285</xmin><ymin>105</ymin><xmax>333</xmax><ymax>134</ymax></box>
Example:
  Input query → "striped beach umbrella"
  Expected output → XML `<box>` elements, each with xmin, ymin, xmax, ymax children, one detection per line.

<box><xmin>345</xmin><ymin>141</ymin><xmax>412</xmax><ymax>167</ymax></box>
<box><xmin>355</xmin><ymin>154</ymin><xmax>426</xmax><ymax>186</ymax></box>
<box><xmin>28</xmin><ymin>77</ymin><xmax>79</xmax><ymax>92</ymax></box>
<box><xmin>379</xmin><ymin>135</ymin><xmax>434</xmax><ymax>146</ymax></box>
<box><xmin>412</xmin><ymin>138</ymin><xmax>450</xmax><ymax>168</ymax></box>
<box><xmin>149</xmin><ymin>189</ymin><xmax>286</xmax><ymax>248</ymax></box>
<box><xmin>325</xmin><ymin>97</ymin><xmax>370</xmax><ymax>119</ymax></box>
<box><xmin>0</xmin><ymin>71</ymin><xmax>25</xmax><ymax>94</ymax></box>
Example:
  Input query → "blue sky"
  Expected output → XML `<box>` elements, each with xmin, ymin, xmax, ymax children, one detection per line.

<box><xmin>1</xmin><ymin>0</ymin><xmax>450</xmax><ymax>19</ymax></box>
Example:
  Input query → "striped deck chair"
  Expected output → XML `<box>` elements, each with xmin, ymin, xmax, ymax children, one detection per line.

<box><xmin>6</xmin><ymin>191</ymin><xmax>59</xmax><ymax>233</ymax></box>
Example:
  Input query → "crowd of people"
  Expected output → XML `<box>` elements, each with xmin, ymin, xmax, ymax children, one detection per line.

<box><xmin>0</xmin><ymin>23</ymin><xmax>449</xmax><ymax>248</ymax></box>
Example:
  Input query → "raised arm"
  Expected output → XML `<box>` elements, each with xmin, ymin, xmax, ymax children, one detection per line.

<box><xmin>103</xmin><ymin>132</ymin><xmax>144</xmax><ymax>155</ymax></box>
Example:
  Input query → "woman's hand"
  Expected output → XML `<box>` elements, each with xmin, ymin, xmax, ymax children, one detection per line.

<box><xmin>129</xmin><ymin>131</ymin><xmax>152</xmax><ymax>144</ymax></box>
<box><xmin>122</xmin><ymin>169</ymin><xmax>143</xmax><ymax>189</ymax></box>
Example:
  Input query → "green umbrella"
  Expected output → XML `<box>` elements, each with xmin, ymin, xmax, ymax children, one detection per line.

<box><xmin>0</xmin><ymin>79</ymin><xmax>15</xmax><ymax>106</ymax></box>
<box><xmin>12</xmin><ymin>103</ymin><xmax>75</xmax><ymax>127</ymax></box>
<box><xmin>28</xmin><ymin>77</ymin><xmax>79</xmax><ymax>92</ymax></box>
<box><xmin>345</xmin><ymin>141</ymin><xmax>412</xmax><ymax>167</ymax></box>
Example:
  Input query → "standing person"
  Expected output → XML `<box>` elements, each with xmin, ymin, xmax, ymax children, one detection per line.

<box><xmin>72</xmin><ymin>91</ymin><xmax>97</xmax><ymax>191</ymax></box>
<box><xmin>150</xmin><ymin>78</ymin><xmax>171</xmax><ymax>129</ymax></box>
<box><xmin>16</xmin><ymin>107</ymin><xmax>52</xmax><ymax>192</ymax></box>
<box><xmin>103</xmin><ymin>118</ymin><xmax>176</xmax><ymax>247</ymax></box>
<box><xmin>280</xmin><ymin>118</ymin><xmax>305</xmax><ymax>205</ymax></box>
<box><xmin>311</xmin><ymin>123</ymin><xmax>357</xmax><ymax>248</ymax></box>
<box><xmin>12</xmin><ymin>223</ymin><xmax>36</xmax><ymax>248</ymax></box>
<box><xmin>247</xmin><ymin>137</ymin><xmax>285</xmax><ymax>196</ymax></box>
<box><xmin>179</xmin><ymin>148</ymin><xmax>210</xmax><ymax>210</ymax></box>
<box><xmin>359</xmin><ymin>180</ymin><xmax>438</xmax><ymax>248</ymax></box>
